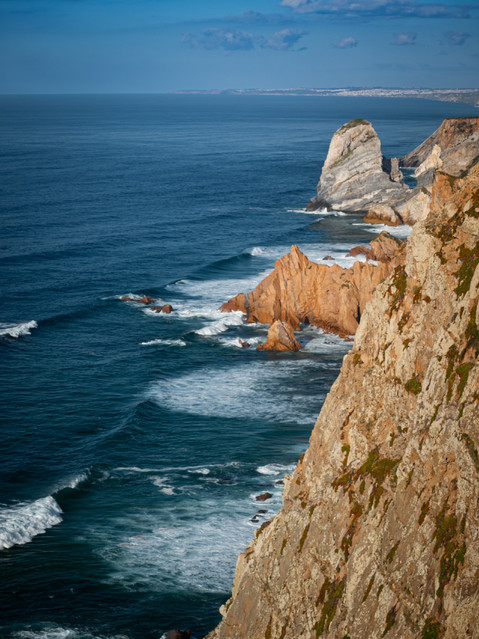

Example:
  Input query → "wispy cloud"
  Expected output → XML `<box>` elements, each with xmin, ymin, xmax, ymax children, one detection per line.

<box><xmin>279</xmin><ymin>0</ymin><xmax>471</xmax><ymax>19</ymax></box>
<box><xmin>334</xmin><ymin>36</ymin><xmax>358</xmax><ymax>48</ymax></box>
<box><xmin>444</xmin><ymin>30</ymin><xmax>471</xmax><ymax>45</ymax></box>
<box><xmin>263</xmin><ymin>28</ymin><xmax>308</xmax><ymax>50</ymax></box>
<box><xmin>393</xmin><ymin>31</ymin><xmax>417</xmax><ymax>45</ymax></box>
<box><xmin>181</xmin><ymin>28</ymin><xmax>308</xmax><ymax>52</ymax></box>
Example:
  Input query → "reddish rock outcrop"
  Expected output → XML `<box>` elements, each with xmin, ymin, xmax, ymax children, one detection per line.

<box><xmin>121</xmin><ymin>296</ymin><xmax>156</xmax><ymax>305</ymax></box>
<box><xmin>151</xmin><ymin>304</ymin><xmax>174</xmax><ymax>314</ymax></box>
<box><xmin>257</xmin><ymin>320</ymin><xmax>300</xmax><ymax>352</ymax></box>
<box><xmin>221</xmin><ymin>234</ymin><xmax>403</xmax><ymax>337</ymax></box>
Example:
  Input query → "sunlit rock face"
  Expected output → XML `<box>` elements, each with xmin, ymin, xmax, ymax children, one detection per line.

<box><xmin>307</xmin><ymin>119</ymin><xmax>408</xmax><ymax>213</ymax></box>
<box><xmin>208</xmin><ymin>164</ymin><xmax>479</xmax><ymax>639</ymax></box>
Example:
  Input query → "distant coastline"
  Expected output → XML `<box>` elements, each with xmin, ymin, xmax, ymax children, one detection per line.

<box><xmin>171</xmin><ymin>87</ymin><xmax>479</xmax><ymax>106</ymax></box>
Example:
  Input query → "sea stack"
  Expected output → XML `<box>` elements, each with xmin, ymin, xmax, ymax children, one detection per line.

<box><xmin>307</xmin><ymin>119</ymin><xmax>408</xmax><ymax>215</ymax></box>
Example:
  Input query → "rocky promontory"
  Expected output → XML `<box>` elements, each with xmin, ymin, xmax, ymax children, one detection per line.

<box><xmin>307</xmin><ymin>117</ymin><xmax>479</xmax><ymax>227</ymax></box>
<box><xmin>208</xmin><ymin>160</ymin><xmax>479</xmax><ymax>639</ymax></box>
<box><xmin>221</xmin><ymin>232</ymin><xmax>403</xmax><ymax>337</ymax></box>
<box><xmin>307</xmin><ymin>119</ymin><xmax>408</xmax><ymax>216</ymax></box>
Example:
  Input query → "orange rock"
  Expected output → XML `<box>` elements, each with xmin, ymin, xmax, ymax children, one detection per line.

<box><xmin>151</xmin><ymin>304</ymin><xmax>174</xmax><ymax>313</ymax></box>
<box><xmin>239</xmin><ymin>339</ymin><xmax>250</xmax><ymax>348</ymax></box>
<box><xmin>257</xmin><ymin>320</ymin><xmax>300</xmax><ymax>352</ymax></box>
<box><xmin>221</xmin><ymin>240</ymin><xmax>401</xmax><ymax>337</ymax></box>
<box><xmin>121</xmin><ymin>296</ymin><xmax>156</xmax><ymax>305</ymax></box>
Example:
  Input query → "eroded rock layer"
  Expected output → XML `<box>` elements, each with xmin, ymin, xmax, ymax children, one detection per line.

<box><xmin>307</xmin><ymin>119</ymin><xmax>408</xmax><ymax>213</ymax></box>
<box><xmin>220</xmin><ymin>232</ymin><xmax>403</xmax><ymax>337</ymax></box>
<box><xmin>208</xmin><ymin>165</ymin><xmax>479</xmax><ymax>639</ymax></box>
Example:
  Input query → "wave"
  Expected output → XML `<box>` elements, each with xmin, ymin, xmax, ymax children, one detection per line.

<box><xmin>286</xmin><ymin>207</ymin><xmax>346</xmax><ymax>217</ymax></box>
<box><xmin>194</xmin><ymin>310</ymin><xmax>244</xmax><ymax>336</ymax></box>
<box><xmin>0</xmin><ymin>320</ymin><xmax>38</xmax><ymax>339</ymax></box>
<box><xmin>0</xmin><ymin>496</ymin><xmax>63</xmax><ymax>551</ymax></box>
<box><xmin>12</xmin><ymin>624</ymin><xmax>128</xmax><ymax>639</ymax></box>
<box><xmin>353</xmin><ymin>222</ymin><xmax>412</xmax><ymax>238</ymax></box>
<box><xmin>243</xmin><ymin>246</ymin><xmax>264</xmax><ymax>256</ymax></box>
<box><xmin>256</xmin><ymin>463</ymin><xmax>293</xmax><ymax>476</ymax></box>
<box><xmin>140</xmin><ymin>338</ymin><xmax>187</xmax><ymax>347</ymax></box>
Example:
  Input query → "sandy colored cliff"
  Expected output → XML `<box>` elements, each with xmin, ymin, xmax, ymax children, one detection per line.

<box><xmin>208</xmin><ymin>165</ymin><xmax>479</xmax><ymax>639</ymax></box>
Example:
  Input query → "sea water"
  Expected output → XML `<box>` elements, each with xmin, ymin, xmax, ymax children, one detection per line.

<box><xmin>1</xmin><ymin>95</ymin><xmax>476</xmax><ymax>639</ymax></box>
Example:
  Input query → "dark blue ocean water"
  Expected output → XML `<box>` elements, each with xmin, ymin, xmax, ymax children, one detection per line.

<box><xmin>1</xmin><ymin>95</ymin><xmax>477</xmax><ymax>639</ymax></box>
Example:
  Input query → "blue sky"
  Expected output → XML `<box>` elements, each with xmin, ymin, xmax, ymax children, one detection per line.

<box><xmin>0</xmin><ymin>0</ymin><xmax>477</xmax><ymax>93</ymax></box>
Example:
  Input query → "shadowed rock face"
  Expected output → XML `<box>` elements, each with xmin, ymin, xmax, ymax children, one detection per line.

<box><xmin>307</xmin><ymin>119</ymin><xmax>408</xmax><ymax>213</ymax></box>
<box><xmin>220</xmin><ymin>232</ymin><xmax>404</xmax><ymax>338</ymax></box>
<box><xmin>257</xmin><ymin>320</ymin><xmax>300</xmax><ymax>352</ymax></box>
<box><xmin>395</xmin><ymin>118</ymin><xmax>479</xmax><ymax>225</ymax></box>
<box><xmin>207</xmin><ymin>165</ymin><xmax>479</xmax><ymax>639</ymax></box>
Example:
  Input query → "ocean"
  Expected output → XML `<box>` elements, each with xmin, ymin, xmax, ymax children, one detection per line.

<box><xmin>1</xmin><ymin>95</ymin><xmax>476</xmax><ymax>639</ymax></box>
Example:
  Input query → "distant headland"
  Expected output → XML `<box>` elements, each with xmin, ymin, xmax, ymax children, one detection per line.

<box><xmin>171</xmin><ymin>87</ymin><xmax>479</xmax><ymax>106</ymax></box>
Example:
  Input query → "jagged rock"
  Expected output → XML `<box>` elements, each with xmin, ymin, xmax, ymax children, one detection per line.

<box><xmin>363</xmin><ymin>204</ymin><xmax>403</xmax><ymax>226</ymax></box>
<box><xmin>207</xmin><ymin>164</ymin><xmax>479</xmax><ymax>639</ymax></box>
<box><xmin>238</xmin><ymin>339</ymin><xmax>250</xmax><ymax>348</ymax></box>
<box><xmin>307</xmin><ymin>119</ymin><xmax>408</xmax><ymax>212</ymax></box>
<box><xmin>395</xmin><ymin>118</ymin><xmax>479</xmax><ymax>225</ymax></box>
<box><xmin>323</xmin><ymin>255</ymin><xmax>334</xmax><ymax>260</ymax></box>
<box><xmin>221</xmin><ymin>237</ymin><xmax>402</xmax><ymax>337</ymax></box>
<box><xmin>401</xmin><ymin>117</ymin><xmax>479</xmax><ymax>176</ymax></box>
<box><xmin>257</xmin><ymin>320</ymin><xmax>300</xmax><ymax>352</ymax></box>
<box><xmin>151</xmin><ymin>304</ymin><xmax>174</xmax><ymax>313</ymax></box>
<box><xmin>347</xmin><ymin>232</ymin><xmax>404</xmax><ymax>262</ymax></box>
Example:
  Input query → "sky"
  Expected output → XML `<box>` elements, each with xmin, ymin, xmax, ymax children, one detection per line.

<box><xmin>0</xmin><ymin>0</ymin><xmax>478</xmax><ymax>93</ymax></box>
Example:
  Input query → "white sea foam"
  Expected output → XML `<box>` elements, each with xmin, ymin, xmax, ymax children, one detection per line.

<box><xmin>189</xmin><ymin>468</ymin><xmax>210</xmax><ymax>475</ymax></box>
<box><xmin>256</xmin><ymin>463</ymin><xmax>293</xmax><ymax>476</ymax></box>
<box><xmin>194</xmin><ymin>310</ymin><xmax>244</xmax><ymax>336</ymax></box>
<box><xmin>149</xmin><ymin>359</ymin><xmax>322</xmax><ymax>425</ymax></box>
<box><xmin>243</xmin><ymin>246</ymin><xmax>264</xmax><ymax>256</ymax></box>
<box><xmin>302</xmin><ymin>329</ymin><xmax>353</xmax><ymax>354</ymax></box>
<box><xmin>140</xmin><ymin>338</ymin><xmax>186</xmax><ymax>347</ymax></box>
<box><xmin>151</xmin><ymin>477</ymin><xmax>175</xmax><ymax>495</ymax></box>
<box><xmin>96</xmin><ymin>495</ymin><xmax>273</xmax><ymax>593</ymax></box>
<box><xmin>0</xmin><ymin>320</ymin><xmax>38</xmax><ymax>339</ymax></box>
<box><xmin>353</xmin><ymin>222</ymin><xmax>412</xmax><ymax>238</ymax></box>
<box><xmin>13</xmin><ymin>625</ymin><xmax>128</xmax><ymax>639</ymax></box>
<box><xmin>219</xmin><ymin>336</ymin><xmax>262</xmax><ymax>349</ymax></box>
<box><xmin>0</xmin><ymin>496</ymin><xmax>63</xmax><ymax>550</ymax></box>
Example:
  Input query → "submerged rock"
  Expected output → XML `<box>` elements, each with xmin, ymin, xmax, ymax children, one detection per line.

<box><xmin>255</xmin><ymin>492</ymin><xmax>273</xmax><ymax>502</ymax></box>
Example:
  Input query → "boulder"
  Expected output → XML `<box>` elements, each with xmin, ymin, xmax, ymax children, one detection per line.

<box><xmin>164</xmin><ymin>631</ymin><xmax>191</xmax><ymax>639</ymax></box>
<box><xmin>257</xmin><ymin>320</ymin><xmax>301</xmax><ymax>352</ymax></box>
<box><xmin>363</xmin><ymin>204</ymin><xmax>403</xmax><ymax>226</ymax></box>
<box><xmin>307</xmin><ymin>119</ymin><xmax>408</xmax><ymax>212</ymax></box>
<box><xmin>238</xmin><ymin>339</ymin><xmax>250</xmax><ymax>348</ymax></box>
<box><xmin>151</xmin><ymin>304</ymin><xmax>174</xmax><ymax>313</ymax></box>
<box><xmin>121</xmin><ymin>296</ymin><xmax>156</xmax><ymax>305</ymax></box>
<box><xmin>255</xmin><ymin>492</ymin><xmax>273</xmax><ymax>502</ymax></box>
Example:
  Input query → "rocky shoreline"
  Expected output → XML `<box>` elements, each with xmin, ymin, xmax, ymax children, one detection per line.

<box><xmin>205</xmin><ymin>120</ymin><xmax>479</xmax><ymax>638</ymax></box>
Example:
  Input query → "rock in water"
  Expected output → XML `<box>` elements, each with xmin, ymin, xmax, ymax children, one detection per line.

<box><xmin>221</xmin><ymin>237</ymin><xmax>403</xmax><ymax>337</ymax></box>
<box><xmin>307</xmin><ymin>119</ymin><xmax>408</xmax><ymax>212</ymax></box>
<box><xmin>257</xmin><ymin>321</ymin><xmax>300</xmax><ymax>352</ymax></box>
<box><xmin>207</xmin><ymin>164</ymin><xmax>479</xmax><ymax>639</ymax></box>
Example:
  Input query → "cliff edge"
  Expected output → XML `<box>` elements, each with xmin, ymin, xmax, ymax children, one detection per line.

<box><xmin>208</xmin><ymin>165</ymin><xmax>479</xmax><ymax>638</ymax></box>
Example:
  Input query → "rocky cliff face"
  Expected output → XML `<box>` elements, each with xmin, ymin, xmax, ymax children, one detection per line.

<box><xmin>307</xmin><ymin>119</ymin><xmax>408</xmax><ymax>214</ymax></box>
<box><xmin>221</xmin><ymin>232</ymin><xmax>403</xmax><ymax>337</ymax></box>
<box><xmin>208</xmin><ymin>165</ymin><xmax>479</xmax><ymax>639</ymax></box>
<box><xmin>396</xmin><ymin>118</ymin><xmax>479</xmax><ymax>225</ymax></box>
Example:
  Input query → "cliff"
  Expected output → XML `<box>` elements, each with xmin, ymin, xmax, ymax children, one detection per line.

<box><xmin>396</xmin><ymin>118</ymin><xmax>479</xmax><ymax>225</ymax></box>
<box><xmin>208</xmin><ymin>164</ymin><xmax>479</xmax><ymax>638</ymax></box>
<box><xmin>307</xmin><ymin>119</ymin><xmax>408</xmax><ymax>215</ymax></box>
<box><xmin>220</xmin><ymin>232</ymin><xmax>403</xmax><ymax>337</ymax></box>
